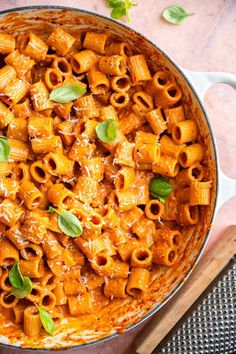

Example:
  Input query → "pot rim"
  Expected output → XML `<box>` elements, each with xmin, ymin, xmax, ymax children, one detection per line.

<box><xmin>0</xmin><ymin>5</ymin><xmax>219</xmax><ymax>352</ymax></box>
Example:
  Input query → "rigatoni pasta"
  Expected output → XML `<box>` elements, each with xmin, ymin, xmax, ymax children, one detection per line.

<box><xmin>0</xmin><ymin>25</ymin><xmax>212</xmax><ymax>344</ymax></box>
<box><xmin>0</xmin><ymin>32</ymin><xmax>15</xmax><ymax>54</ymax></box>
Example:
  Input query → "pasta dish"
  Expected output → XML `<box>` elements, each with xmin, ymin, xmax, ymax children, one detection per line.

<box><xmin>0</xmin><ymin>25</ymin><xmax>212</xmax><ymax>347</ymax></box>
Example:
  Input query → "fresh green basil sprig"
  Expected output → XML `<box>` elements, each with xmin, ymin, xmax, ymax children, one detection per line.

<box><xmin>48</xmin><ymin>206</ymin><xmax>83</xmax><ymax>237</ymax></box>
<box><xmin>162</xmin><ymin>5</ymin><xmax>194</xmax><ymax>24</ymax></box>
<box><xmin>35</xmin><ymin>304</ymin><xmax>54</xmax><ymax>336</ymax></box>
<box><xmin>9</xmin><ymin>263</ymin><xmax>32</xmax><ymax>299</ymax></box>
<box><xmin>49</xmin><ymin>83</ymin><xmax>86</xmax><ymax>103</ymax></box>
<box><xmin>149</xmin><ymin>176</ymin><xmax>173</xmax><ymax>204</ymax></box>
<box><xmin>0</xmin><ymin>136</ymin><xmax>10</xmax><ymax>162</ymax></box>
<box><xmin>106</xmin><ymin>0</ymin><xmax>138</xmax><ymax>22</ymax></box>
<box><xmin>96</xmin><ymin>119</ymin><xmax>117</xmax><ymax>143</ymax></box>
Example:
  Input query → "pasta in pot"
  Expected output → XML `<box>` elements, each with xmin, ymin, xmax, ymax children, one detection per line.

<box><xmin>0</xmin><ymin>26</ymin><xmax>212</xmax><ymax>342</ymax></box>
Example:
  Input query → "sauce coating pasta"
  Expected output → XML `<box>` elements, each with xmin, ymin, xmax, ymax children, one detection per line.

<box><xmin>0</xmin><ymin>26</ymin><xmax>212</xmax><ymax>342</ymax></box>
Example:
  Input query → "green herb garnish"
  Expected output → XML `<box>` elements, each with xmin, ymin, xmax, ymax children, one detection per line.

<box><xmin>47</xmin><ymin>205</ymin><xmax>57</xmax><ymax>214</ymax></box>
<box><xmin>9</xmin><ymin>263</ymin><xmax>32</xmax><ymax>299</ymax></box>
<box><xmin>0</xmin><ymin>136</ymin><xmax>10</xmax><ymax>162</ymax></box>
<box><xmin>47</xmin><ymin>207</ymin><xmax>83</xmax><ymax>237</ymax></box>
<box><xmin>36</xmin><ymin>305</ymin><xmax>54</xmax><ymax>336</ymax></box>
<box><xmin>162</xmin><ymin>5</ymin><xmax>194</xmax><ymax>24</ymax></box>
<box><xmin>96</xmin><ymin>119</ymin><xmax>117</xmax><ymax>143</ymax></box>
<box><xmin>50</xmin><ymin>83</ymin><xmax>86</xmax><ymax>103</ymax></box>
<box><xmin>149</xmin><ymin>177</ymin><xmax>173</xmax><ymax>204</ymax></box>
<box><xmin>106</xmin><ymin>0</ymin><xmax>138</xmax><ymax>22</ymax></box>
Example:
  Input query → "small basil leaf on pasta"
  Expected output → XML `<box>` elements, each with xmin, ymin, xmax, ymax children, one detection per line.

<box><xmin>57</xmin><ymin>211</ymin><xmax>83</xmax><ymax>237</ymax></box>
<box><xmin>162</xmin><ymin>5</ymin><xmax>194</xmax><ymax>24</ymax></box>
<box><xmin>9</xmin><ymin>263</ymin><xmax>32</xmax><ymax>299</ymax></box>
<box><xmin>149</xmin><ymin>177</ymin><xmax>173</xmax><ymax>201</ymax></box>
<box><xmin>0</xmin><ymin>135</ymin><xmax>10</xmax><ymax>162</ymax></box>
<box><xmin>107</xmin><ymin>0</ymin><xmax>137</xmax><ymax>22</ymax></box>
<box><xmin>36</xmin><ymin>305</ymin><xmax>54</xmax><ymax>336</ymax></box>
<box><xmin>96</xmin><ymin>119</ymin><xmax>117</xmax><ymax>143</ymax></box>
<box><xmin>47</xmin><ymin>206</ymin><xmax>57</xmax><ymax>213</ymax></box>
<box><xmin>50</xmin><ymin>83</ymin><xmax>86</xmax><ymax>103</ymax></box>
<box><xmin>9</xmin><ymin>263</ymin><xmax>24</xmax><ymax>289</ymax></box>
<box><xmin>159</xmin><ymin>197</ymin><xmax>166</xmax><ymax>204</ymax></box>
<box><xmin>12</xmin><ymin>277</ymin><xmax>32</xmax><ymax>299</ymax></box>
<box><xmin>107</xmin><ymin>119</ymin><xmax>117</xmax><ymax>140</ymax></box>
<box><xmin>46</xmin><ymin>207</ymin><xmax>82</xmax><ymax>236</ymax></box>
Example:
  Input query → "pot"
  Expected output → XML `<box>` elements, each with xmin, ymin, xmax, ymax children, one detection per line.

<box><xmin>0</xmin><ymin>6</ymin><xmax>235</xmax><ymax>352</ymax></box>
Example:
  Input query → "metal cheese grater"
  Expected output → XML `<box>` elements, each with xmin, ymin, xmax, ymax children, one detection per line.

<box><xmin>154</xmin><ymin>257</ymin><xmax>236</xmax><ymax>354</ymax></box>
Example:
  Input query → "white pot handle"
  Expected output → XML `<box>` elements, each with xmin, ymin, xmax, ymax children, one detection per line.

<box><xmin>181</xmin><ymin>69</ymin><xmax>236</xmax><ymax>100</ymax></box>
<box><xmin>181</xmin><ymin>68</ymin><xmax>236</xmax><ymax>211</ymax></box>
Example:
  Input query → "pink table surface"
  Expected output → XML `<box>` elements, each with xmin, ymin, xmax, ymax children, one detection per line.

<box><xmin>1</xmin><ymin>1</ymin><xmax>236</xmax><ymax>353</ymax></box>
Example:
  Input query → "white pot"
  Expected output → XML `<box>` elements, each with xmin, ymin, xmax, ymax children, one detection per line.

<box><xmin>0</xmin><ymin>6</ymin><xmax>235</xmax><ymax>352</ymax></box>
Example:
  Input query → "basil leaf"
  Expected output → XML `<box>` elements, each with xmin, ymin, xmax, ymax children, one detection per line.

<box><xmin>47</xmin><ymin>207</ymin><xmax>83</xmax><ymax>237</ymax></box>
<box><xmin>36</xmin><ymin>305</ymin><xmax>54</xmax><ymax>336</ymax></box>
<box><xmin>162</xmin><ymin>5</ymin><xmax>194</xmax><ymax>24</ymax></box>
<box><xmin>111</xmin><ymin>6</ymin><xmax>126</xmax><ymax>19</ymax></box>
<box><xmin>149</xmin><ymin>177</ymin><xmax>173</xmax><ymax>200</ymax></box>
<box><xmin>50</xmin><ymin>83</ymin><xmax>86</xmax><ymax>103</ymax></box>
<box><xmin>159</xmin><ymin>197</ymin><xmax>166</xmax><ymax>204</ymax></box>
<box><xmin>47</xmin><ymin>206</ymin><xmax>57</xmax><ymax>214</ymax></box>
<box><xmin>9</xmin><ymin>263</ymin><xmax>32</xmax><ymax>299</ymax></box>
<box><xmin>12</xmin><ymin>277</ymin><xmax>32</xmax><ymax>299</ymax></box>
<box><xmin>107</xmin><ymin>0</ymin><xmax>123</xmax><ymax>8</ymax></box>
<box><xmin>107</xmin><ymin>119</ymin><xmax>117</xmax><ymax>140</ymax></box>
<box><xmin>9</xmin><ymin>263</ymin><xmax>24</xmax><ymax>289</ymax></box>
<box><xmin>57</xmin><ymin>211</ymin><xmax>83</xmax><ymax>237</ymax></box>
<box><xmin>96</xmin><ymin>119</ymin><xmax>117</xmax><ymax>143</ymax></box>
<box><xmin>0</xmin><ymin>136</ymin><xmax>10</xmax><ymax>162</ymax></box>
<box><xmin>106</xmin><ymin>0</ymin><xmax>137</xmax><ymax>21</ymax></box>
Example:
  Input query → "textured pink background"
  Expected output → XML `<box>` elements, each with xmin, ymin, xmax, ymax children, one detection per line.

<box><xmin>1</xmin><ymin>1</ymin><xmax>236</xmax><ymax>353</ymax></box>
